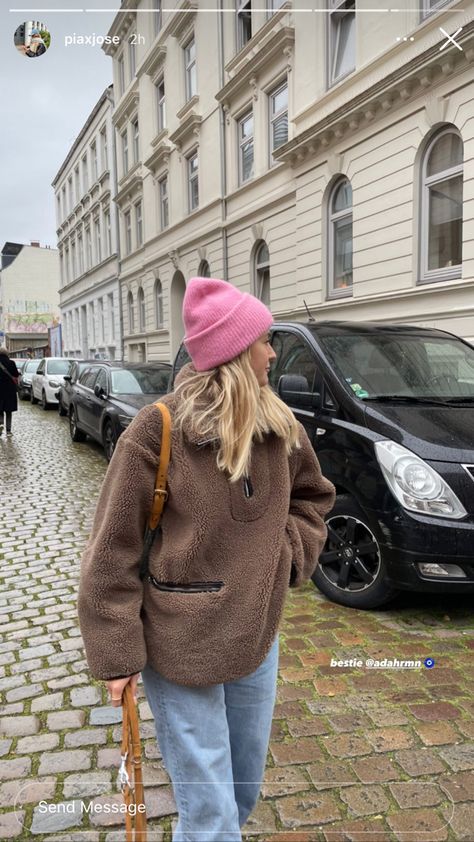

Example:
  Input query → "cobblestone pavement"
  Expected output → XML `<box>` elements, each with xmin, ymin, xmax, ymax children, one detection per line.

<box><xmin>1</xmin><ymin>403</ymin><xmax>473</xmax><ymax>841</ymax></box>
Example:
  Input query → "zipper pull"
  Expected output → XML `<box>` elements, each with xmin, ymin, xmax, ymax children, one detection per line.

<box><xmin>243</xmin><ymin>475</ymin><xmax>254</xmax><ymax>498</ymax></box>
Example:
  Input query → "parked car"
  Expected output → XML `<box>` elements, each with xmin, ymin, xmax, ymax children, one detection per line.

<box><xmin>55</xmin><ymin>360</ymin><xmax>110</xmax><ymax>417</ymax></box>
<box><xmin>18</xmin><ymin>359</ymin><xmax>41</xmax><ymax>400</ymax></box>
<box><xmin>69</xmin><ymin>361</ymin><xmax>172</xmax><ymax>461</ymax></box>
<box><xmin>11</xmin><ymin>358</ymin><xmax>29</xmax><ymax>372</ymax></box>
<box><xmin>31</xmin><ymin>358</ymin><xmax>78</xmax><ymax>410</ymax></box>
<box><xmin>170</xmin><ymin>322</ymin><xmax>474</xmax><ymax>609</ymax></box>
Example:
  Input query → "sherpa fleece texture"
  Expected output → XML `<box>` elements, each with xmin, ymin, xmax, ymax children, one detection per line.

<box><xmin>78</xmin><ymin>373</ymin><xmax>336</xmax><ymax>687</ymax></box>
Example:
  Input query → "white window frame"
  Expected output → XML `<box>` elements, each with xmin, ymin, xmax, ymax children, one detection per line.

<box><xmin>94</xmin><ymin>217</ymin><xmax>102</xmax><ymax>264</ymax></box>
<box><xmin>104</xmin><ymin>209</ymin><xmax>112</xmax><ymax>256</ymax></box>
<box><xmin>138</xmin><ymin>287</ymin><xmax>146</xmax><ymax>333</ymax></box>
<box><xmin>267</xmin><ymin>0</ymin><xmax>285</xmax><ymax>14</ymax></box>
<box><xmin>238</xmin><ymin>109</ymin><xmax>254</xmax><ymax>185</ymax></box>
<box><xmin>155</xmin><ymin>279</ymin><xmax>164</xmax><ymax>328</ymax></box>
<box><xmin>118</xmin><ymin>54</ymin><xmax>125</xmax><ymax>96</ymax></box>
<box><xmin>98</xmin><ymin>297</ymin><xmax>105</xmax><ymax>344</ymax></box>
<box><xmin>156</xmin><ymin>77</ymin><xmax>166</xmax><ymax>133</ymax></box>
<box><xmin>100</xmin><ymin>126</ymin><xmax>108</xmax><ymax>172</ymax></box>
<box><xmin>419</xmin><ymin>127</ymin><xmax>463</xmax><ymax>284</ymax></box>
<box><xmin>254</xmin><ymin>241</ymin><xmax>270</xmax><ymax>306</ymax></box>
<box><xmin>159</xmin><ymin>175</ymin><xmax>169</xmax><ymax>229</ymax></box>
<box><xmin>85</xmin><ymin>226</ymin><xmax>92</xmax><ymax>270</ymax></box>
<box><xmin>184</xmin><ymin>37</ymin><xmax>197</xmax><ymax>101</ymax></box>
<box><xmin>81</xmin><ymin>155</ymin><xmax>88</xmax><ymax>194</ymax></box>
<box><xmin>74</xmin><ymin>166</ymin><xmax>80</xmax><ymax>204</ymax></box>
<box><xmin>328</xmin><ymin>177</ymin><xmax>353</xmax><ymax>298</ymax></box>
<box><xmin>108</xmin><ymin>292</ymin><xmax>115</xmax><ymax>342</ymax></box>
<box><xmin>68</xmin><ymin>177</ymin><xmax>73</xmax><ymax>213</ymax></box>
<box><xmin>121</xmin><ymin>129</ymin><xmax>129</xmax><ymax>174</ymax></box>
<box><xmin>328</xmin><ymin>0</ymin><xmax>356</xmax><ymax>88</ymax></box>
<box><xmin>269</xmin><ymin>79</ymin><xmax>288</xmax><ymax>164</ymax></box>
<box><xmin>129</xmin><ymin>37</ymin><xmax>136</xmax><ymax>79</ymax></box>
<box><xmin>128</xmin><ymin>291</ymin><xmax>134</xmax><ymax>333</ymax></box>
<box><xmin>135</xmin><ymin>200</ymin><xmax>143</xmax><ymax>247</ymax></box>
<box><xmin>153</xmin><ymin>0</ymin><xmax>162</xmax><ymax>36</ymax></box>
<box><xmin>187</xmin><ymin>151</ymin><xmax>199</xmax><ymax>212</ymax></box>
<box><xmin>71</xmin><ymin>241</ymin><xmax>76</xmax><ymax>280</ymax></box>
<box><xmin>236</xmin><ymin>0</ymin><xmax>252</xmax><ymax>51</ymax></box>
<box><xmin>124</xmin><ymin>209</ymin><xmax>132</xmax><ymax>254</ymax></box>
<box><xmin>91</xmin><ymin>140</ymin><xmax>98</xmax><ymax>182</ymax></box>
<box><xmin>421</xmin><ymin>0</ymin><xmax>452</xmax><ymax>19</ymax></box>
<box><xmin>77</xmin><ymin>232</ymin><xmax>84</xmax><ymax>275</ymax></box>
<box><xmin>132</xmin><ymin>118</ymin><xmax>139</xmax><ymax>164</ymax></box>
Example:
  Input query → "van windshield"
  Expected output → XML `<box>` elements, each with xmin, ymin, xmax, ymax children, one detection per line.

<box><xmin>318</xmin><ymin>333</ymin><xmax>474</xmax><ymax>401</ymax></box>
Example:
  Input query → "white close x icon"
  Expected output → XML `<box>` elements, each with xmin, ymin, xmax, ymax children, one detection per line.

<box><xmin>439</xmin><ymin>26</ymin><xmax>463</xmax><ymax>52</ymax></box>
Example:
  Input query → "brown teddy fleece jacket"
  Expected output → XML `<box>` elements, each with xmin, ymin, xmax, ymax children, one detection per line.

<box><xmin>78</xmin><ymin>374</ymin><xmax>336</xmax><ymax>686</ymax></box>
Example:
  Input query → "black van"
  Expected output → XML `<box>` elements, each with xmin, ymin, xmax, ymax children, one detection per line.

<box><xmin>170</xmin><ymin>322</ymin><xmax>474</xmax><ymax>609</ymax></box>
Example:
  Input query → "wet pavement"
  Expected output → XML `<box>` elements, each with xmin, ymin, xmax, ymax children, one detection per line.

<box><xmin>0</xmin><ymin>402</ymin><xmax>473</xmax><ymax>841</ymax></box>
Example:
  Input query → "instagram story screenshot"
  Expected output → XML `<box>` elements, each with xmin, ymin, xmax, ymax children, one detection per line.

<box><xmin>0</xmin><ymin>1</ymin><xmax>473</xmax><ymax>841</ymax></box>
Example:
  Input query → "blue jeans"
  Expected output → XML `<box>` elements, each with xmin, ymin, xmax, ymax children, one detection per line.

<box><xmin>142</xmin><ymin>634</ymin><xmax>279</xmax><ymax>842</ymax></box>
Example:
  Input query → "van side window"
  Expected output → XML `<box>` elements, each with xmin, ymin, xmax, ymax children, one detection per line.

<box><xmin>270</xmin><ymin>332</ymin><xmax>318</xmax><ymax>392</ymax></box>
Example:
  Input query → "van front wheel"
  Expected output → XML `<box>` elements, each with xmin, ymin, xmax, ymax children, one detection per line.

<box><xmin>312</xmin><ymin>494</ymin><xmax>398</xmax><ymax>609</ymax></box>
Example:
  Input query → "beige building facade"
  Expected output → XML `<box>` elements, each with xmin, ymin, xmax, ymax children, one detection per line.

<box><xmin>52</xmin><ymin>86</ymin><xmax>123</xmax><ymax>360</ymax></box>
<box><xmin>0</xmin><ymin>242</ymin><xmax>60</xmax><ymax>354</ymax></box>
<box><xmin>104</xmin><ymin>0</ymin><xmax>474</xmax><ymax>363</ymax></box>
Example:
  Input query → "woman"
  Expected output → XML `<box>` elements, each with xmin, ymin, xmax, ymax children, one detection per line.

<box><xmin>0</xmin><ymin>347</ymin><xmax>20</xmax><ymax>437</ymax></box>
<box><xmin>78</xmin><ymin>277</ymin><xmax>335</xmax><ymax>841</ymax></box>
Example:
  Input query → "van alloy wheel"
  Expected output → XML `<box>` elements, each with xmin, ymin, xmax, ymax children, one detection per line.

<box><xmin>312</xmin><ymin>494</ymin><xmax>398</xmax><ymax>609</ymax></box>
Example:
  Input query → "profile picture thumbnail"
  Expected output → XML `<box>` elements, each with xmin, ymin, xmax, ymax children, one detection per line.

<box><xmin>14</xmin><ymin>20</ymin><xmax>51</xmax><ymax>58</ymax></box>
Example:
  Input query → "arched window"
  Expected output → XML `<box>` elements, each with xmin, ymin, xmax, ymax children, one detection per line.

<box><xmin>137</xmin><ymin>287</ymin><xmax>146</xmax><ymax>332</ymax></box>
<box><xmin>254</xmin><ymin>241</ymin><xmax>270</xmax><ymax>307</ymax></box>
<box><xmin>198</xmin><ymin>259</ymin><xmax>211</xmax><ymax>278</ymax></box>
<box><xmin>127</xmin><ymin>291</ymin><xmax>134</xmax><ymax>334</ymax></box>
<box><xmin>421</xmin><ymin>127</ymin><xmax>463</xmax><ymax>282</ymax></box>
<box><xmin>328</xmin><ymin>177</ymin><xmax>353</xmax><ymax>295</ymax></box>
<box><xmin>155</xmin><ymin>278</ymin><xmax>164</xmax><ymax>328</ymax></box>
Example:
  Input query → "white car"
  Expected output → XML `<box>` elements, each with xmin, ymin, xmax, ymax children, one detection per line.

<box><xmin>31</xmin><ymin>358</ymin><xmax>78</xmax><ymax>410</ymax></box>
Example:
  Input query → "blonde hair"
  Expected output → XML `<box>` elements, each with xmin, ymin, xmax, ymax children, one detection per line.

<box><xmin>174</xmin><ymin>348</ymin><xmax>300</xmax><ymax>482</ymax></box>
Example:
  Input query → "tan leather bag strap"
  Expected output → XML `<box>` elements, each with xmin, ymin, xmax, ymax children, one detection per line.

<box><xmin>121</xmin><ymin>684</ymin><xmax>147</xmax><ymax>841</ymax></box>
<box><xmin>148</xmin><ymin>402</ymin><xmax>172</xmax><ymax>531</ymax></box>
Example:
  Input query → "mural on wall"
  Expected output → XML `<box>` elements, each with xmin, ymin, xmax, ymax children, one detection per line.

<box><xmin>4</xmin><ymin>299</ymin><xmax>59</xmax><ymax>334</ymax></box>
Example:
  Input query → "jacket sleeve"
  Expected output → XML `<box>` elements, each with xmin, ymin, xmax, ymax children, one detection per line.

<box><xmin>77</xmin><ymin>406</ymin><xmax>162</xmax><ymax>680</ymax></box>
<box><xmin>286</xmin><ymin>425</ymin><xmax>336</xmax><ymax>589</ymax></box>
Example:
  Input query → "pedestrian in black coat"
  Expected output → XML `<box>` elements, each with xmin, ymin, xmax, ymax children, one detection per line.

<box><xmin>0</xmin><ymin>348</ymin><xmax>20</xmax><ymax>436</ymax></box>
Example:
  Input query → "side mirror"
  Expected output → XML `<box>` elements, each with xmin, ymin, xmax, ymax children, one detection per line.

<box><xmin>94</xmin><ymin>384</ymin><xmax>105</xmax><ymax>398</ymax></box>
<box><xmin>277</xmin><ymin>374</ymin><xmax>321</xmax><ymax>410</ymax></box>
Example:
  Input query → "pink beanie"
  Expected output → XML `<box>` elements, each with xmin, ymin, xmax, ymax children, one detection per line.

<box><xmin>183</xmin><ymin>277</ymin><xmax>273</xmax><ymax>371</ymax></box>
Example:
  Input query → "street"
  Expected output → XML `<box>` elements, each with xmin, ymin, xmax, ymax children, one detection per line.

<box><xmin>0</xmin><ymin>402</ymin><xmax>473</xmax><ymax>841</ymax></box>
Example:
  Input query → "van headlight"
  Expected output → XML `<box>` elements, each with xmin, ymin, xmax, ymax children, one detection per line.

<box><xmin>374</xmin><ymin>441</ymin><xmax>467</xmax><ymax>519</ymax></box>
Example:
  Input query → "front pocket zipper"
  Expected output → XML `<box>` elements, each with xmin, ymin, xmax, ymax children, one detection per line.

<box><xmin>148</xmin><ymin>577</ymin><xmax>224</xmax><ymax>593</ymax></box>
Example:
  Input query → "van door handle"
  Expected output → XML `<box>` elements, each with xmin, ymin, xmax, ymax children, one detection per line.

<box><xmin>316</xmin><ymin>428</ymin><xmax>326</xmax><ymax>436</ymax></box>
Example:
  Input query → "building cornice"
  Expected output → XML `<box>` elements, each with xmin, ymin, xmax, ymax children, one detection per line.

<box><xmin>165</xmin><ymin>0</ymin><xmax>198</xmax><ymax>41</ymax></box>
<box><xmin>139</xmin><ymin>44</ymin><xmax>167</xmax><ymax>82</ymax></box>
<box><xmin>168</xmin><ymin>107</ymin><xmax>201</xmax><ymax>153</ymax></box>
<box><xmin>115</xmin><ymin>167</ymin><xmax>143</xmax><ymax>206</ymax></box>
<box><xmin>144</xmin><ymin>132</ymin><xmax>173</xmax><ymax>175</ymax></box>
<box><xmin>104</xmin><ymin>2</ymin><xmax>138</xmax><ymax>54</ymax></box>
<box><xmin>216</xmin><ymin>26</ymin><xmax>294</xmax><ymax>105</ymax></box>
<box><xmin>275</xmin><ymin>22</ymin><xmax>474</xmax><ymax>168</ymax></box>
<box><xmin>112</xmin><ymin>85</ymin><xmax>139</xmax><ymax>129</ymax></box>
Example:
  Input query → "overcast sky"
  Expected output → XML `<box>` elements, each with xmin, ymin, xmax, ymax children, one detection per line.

<box><xmin>0</xmin><ymin>2</ymin><xmax>119</xmax><ymax>250</ymax></box>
